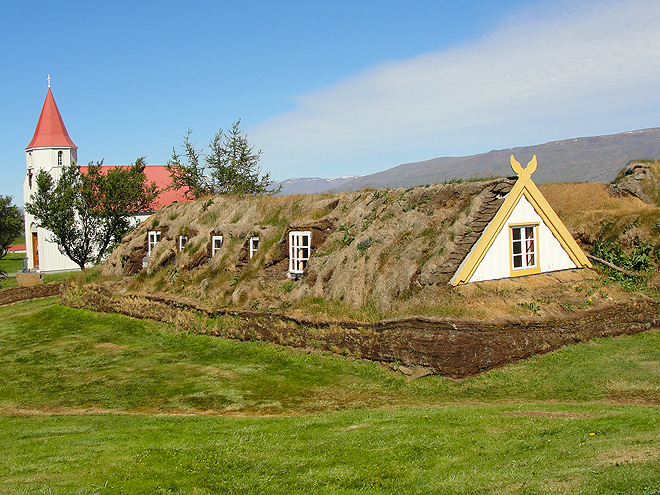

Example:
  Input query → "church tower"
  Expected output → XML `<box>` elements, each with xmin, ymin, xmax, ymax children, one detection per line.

<box><xmin>23</xmin><ymin>79</ymin><xmax>80</xmax><ymax>272</ymax></box>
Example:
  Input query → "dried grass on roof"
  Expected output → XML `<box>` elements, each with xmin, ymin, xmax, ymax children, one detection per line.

<box><xmin>82</xmin><ymin>173</ymin><xmax>655</xmax><ymax>322</ymax></box>
<box><xmin>102</xmin><ymin>179</ymin><xmax>520</xmax><ymax>313</ymax></box>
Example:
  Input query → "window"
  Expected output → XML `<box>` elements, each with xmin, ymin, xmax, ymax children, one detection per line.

<box><xmin>288</xmin><ymin>231</ymin><xmax>311</xmax><ymax>276</ymax></box>
<box><xmin>179</xmin><ymin>235</ymin><xmax>188</xmax><ymax>252</ymax></box>
<box><xmin>249</xmin><ymin>236</ymin><xmax>259</xmax><ymax>259</ymax></box>
<box><xmin>148</xmin><ymin>231</ymin><xmax>161</xmax><ymax>255</ymax></box>
<box><xmin>511</xmin><ymin>225</ymin><xmax>537</xmax><ymax>271</ymax></box>
<box><xmin>211</xmin><ymin>235</ymin><xmax>223</xmax><ymax>256</ymax></box>
<box><xmin>57</xmin><ymin>151</ymin><xmax>63</xmax><ymax>166</ymax></box>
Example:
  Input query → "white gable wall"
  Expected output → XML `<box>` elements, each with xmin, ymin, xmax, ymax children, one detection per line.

<box><xmin>468</xmin><ymin>195</ymin><xmax>577</xmax><ymax>283</ymax></box>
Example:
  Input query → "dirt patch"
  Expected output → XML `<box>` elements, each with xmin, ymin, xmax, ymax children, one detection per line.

<box><xmin>596</xmin><ymin>445</ymin><xmax>660</xmax><ymax>466</ymax></box>
<box><xmin>503</xmin><ymin>410</ymin><xmax>595</xmax><ymax>418</ymax></box>
<box><xmin>94</xmin><ymin>343</ymin><xmax>129</xmax><ymax>353</ymax></box>
<box><xmin>0</xmin><ymin>406</ymin><xmax>128</xmax><ymax>417</ymax></box>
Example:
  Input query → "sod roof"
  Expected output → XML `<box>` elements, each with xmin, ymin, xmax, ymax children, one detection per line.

<box><xmin>102</xmin><ymin>177</ymin><xmax>526</xmax><ymax>310</ymax></box>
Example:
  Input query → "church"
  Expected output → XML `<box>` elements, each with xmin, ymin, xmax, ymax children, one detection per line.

<box><xmin>23</xmin><ymin>83</ymin><xmax>187</xmax><ymax>273</ymax></box>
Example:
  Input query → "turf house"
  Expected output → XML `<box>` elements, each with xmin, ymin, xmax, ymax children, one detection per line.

<box><xmin>98</xmin><ymin>154</ymin><xmax>591</xmax><ymax>314</ymax></box>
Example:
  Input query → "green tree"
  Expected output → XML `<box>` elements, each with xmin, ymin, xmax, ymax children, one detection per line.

<box><xmin>165</xmin><ymin>130</ymin><xmax>212</xmax><ymax>200</ymax></box>
<box><xmin>0</xmin><ymin>196</ymin><xmax>24</xmax><ymax>278</ymax></box>
<box><xmin>166</xmin><ymin>120</ymin><xmax>279</xmax><ymax>199</ymax></box>
<box><xmin>207</xmin><ymin>120</ymin><xmax>277</xmax><ymax>195</ymax></box>
<box><xmin>25</xmin><ymin>159</ymin><xmax>158</xmax><ymax>271</ymax></box>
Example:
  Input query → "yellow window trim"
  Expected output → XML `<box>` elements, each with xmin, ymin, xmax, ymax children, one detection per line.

<box><xmin>509</xmin><ymin>224</ymin><xmax>540</xmax><ymax>278</ymax></box>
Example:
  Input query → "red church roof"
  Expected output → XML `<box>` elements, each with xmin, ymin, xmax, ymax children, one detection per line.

<box><xmin>79</xmin><ymin>164</ymin><xmax>189</xmax><ymax>210</ymax></box>
<box><xmin>26</xmin><ymin>88</ymin><xmax>77</xmax><ymax>150</ymax></box>
<box><xmin>140</xmin><ymin>165</ymin><xmax>190</xmax><ymax>209</ymax></box>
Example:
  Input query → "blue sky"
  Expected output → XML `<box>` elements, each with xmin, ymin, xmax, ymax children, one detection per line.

<box><xmin>3</xmin><ymin>0</ymin><xmax>660</xmax><ymax>205</ymax></box>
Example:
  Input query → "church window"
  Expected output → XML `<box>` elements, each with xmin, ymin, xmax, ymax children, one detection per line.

<box><xmin>57</xmin><ymin>151</ymin><xmax>63</xmax><ymax>166</ymax></box>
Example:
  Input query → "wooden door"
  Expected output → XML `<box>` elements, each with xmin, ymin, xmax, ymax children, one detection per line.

<box><xmin>31</xmin><ymin>232</ymin><xmax>39</xmax><ymax>269</ymax></box>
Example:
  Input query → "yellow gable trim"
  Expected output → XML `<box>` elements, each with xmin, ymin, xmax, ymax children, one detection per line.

<box><xmin>450</xmin><ymin>155</ymin><xmax>591</xmax><ymax>286</ymax></box>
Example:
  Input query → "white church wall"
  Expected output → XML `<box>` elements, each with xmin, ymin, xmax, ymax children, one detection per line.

<box><xmin>26</xmin><ymin>147</ymin><xmax>77</xmax><ymax>171</ymax></box>
<box><xmin>24</xmin><ymin>147</ymin><xmax>80</xmax><ymax>272</ymax></box>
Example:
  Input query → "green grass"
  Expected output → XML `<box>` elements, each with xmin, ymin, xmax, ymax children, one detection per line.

<box><xmin>1</xmin><ymin>404</ymin><xmax>658</xmax><ymax>494</ymax></box>
<box><xmin>0</xmin><ymin>252</ymin><xmax>24</xmax><ymax>275</ymax></box>
<box><xmin>0</xmin><ymin>298</ymin><xmax>409</xmax><ymax>414</ymax></box>
<box><xmin>0</xmin><ymin>298</ymin><xmax>659</xmax><ymax>493</ymax></box>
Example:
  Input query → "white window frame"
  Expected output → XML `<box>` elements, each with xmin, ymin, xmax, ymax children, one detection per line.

<box><xmin>178</xmin><ymin>235</ymin><xmax>188</xmax><ymax>252</ymax></box>
<box><xmin>211</xmin><ymin>235</ymin><xmax>223</xmax><ymax>256</ymax></box>
<box><xmin>148</xmin><ymin>230</ymin><xmax>161</xmax><ymax>255</ymax></box>
<box><xmin>288</xmin><ymin>231</ymin><xmax>311</xmax><ymax>276</ymax></box>
<box><xmin>510</xmin><ymin>224</ymin><xmax>538</xmax><ymax>272</ymax></box>
<box><xmin>249</xmin><ymin>236</ymin><xmax>259</xmax><ymax>259</ymax></box>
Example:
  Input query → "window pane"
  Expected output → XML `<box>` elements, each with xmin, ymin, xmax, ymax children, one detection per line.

<box><xmin>526</xmin><ymin>239</ymin><xmax>534</xmax><ymax>254</ymax></box>
<box><xmin>512</xmin><ymin>228</ymin><xmax>521</xmax><ymax>240</ymax></box>
<box><xmin>513</xmin><ymin>254</ymin><xmax>522</xmax><ymax>268</ymax></box>
<box><xmin>513</xmin><ymin>241</ymin><xmax>522</xmax><ymax>255</ymax></box>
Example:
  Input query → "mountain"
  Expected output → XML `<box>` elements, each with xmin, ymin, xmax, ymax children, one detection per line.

<box><xmin>272</xmin><ymin>176</ymin><xmax>362</xmax><ymax>196</ymax></box>
<box><xmin>316</xmin><ymin>128</ymin><xmax>660</xmax><ymax>193</ymax></box>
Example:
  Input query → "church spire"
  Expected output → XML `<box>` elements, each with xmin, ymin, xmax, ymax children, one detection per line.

<box><xmin>26</xmin><ymin>83</ymin><xmax>77</xmax><ymax>150</ymax></box>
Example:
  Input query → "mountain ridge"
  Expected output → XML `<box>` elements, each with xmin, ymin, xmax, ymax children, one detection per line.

<box><xmin>275</xmin><ymin>128</ymin><xmax>660</xmax><ymax>195</ymax></box>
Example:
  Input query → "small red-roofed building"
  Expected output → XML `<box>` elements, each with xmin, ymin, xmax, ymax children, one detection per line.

<box><xmin>23</xmin><ymin>82</ymin><xmax>189</xmax><ymax>273</ymax></box>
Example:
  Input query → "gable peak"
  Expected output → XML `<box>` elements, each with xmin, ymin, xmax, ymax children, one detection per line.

<box><xmin>510</xmin><ymin>154</ymin><xmax>537</xmax><ymax>179</ymax></box>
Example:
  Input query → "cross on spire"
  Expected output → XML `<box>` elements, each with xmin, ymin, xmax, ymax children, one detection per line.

<box><xmin>47</xmin><ymin>74</ymin><xmax>51</xmax><ymax>88</ymax></box>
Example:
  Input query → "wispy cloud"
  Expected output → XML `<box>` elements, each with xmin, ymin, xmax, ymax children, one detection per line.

<box><xmin>253</xmin><ymin>0</ymin><xmax>660</xmax><ymax>179</ymax></box>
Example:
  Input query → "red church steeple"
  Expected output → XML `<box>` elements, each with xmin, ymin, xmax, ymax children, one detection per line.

<box><xmin>26</xmin><ymin>86</ymin><xmax>77</xmax><ymax>150</ymax></box>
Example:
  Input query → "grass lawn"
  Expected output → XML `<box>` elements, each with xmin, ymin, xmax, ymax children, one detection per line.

<box><xmin>0</xmin><ymin>252</ymin><xmax>24</xmax><ymax>275</ymax></box>
<box><xmin>0</xmin><ymin>298</ymin><xmax>659</xmax><ymax>493</ymax></box>
<box><xmin>2</xmin><ymin>404</ymin><xmax>658</xmax><ymax>494</ymax></box>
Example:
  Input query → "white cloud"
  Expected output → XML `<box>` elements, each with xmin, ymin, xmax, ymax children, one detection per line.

<box><xmin>253</xmin><ymin>0</ymin><xmax>660</xmax><ymax>179</ymax></box>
